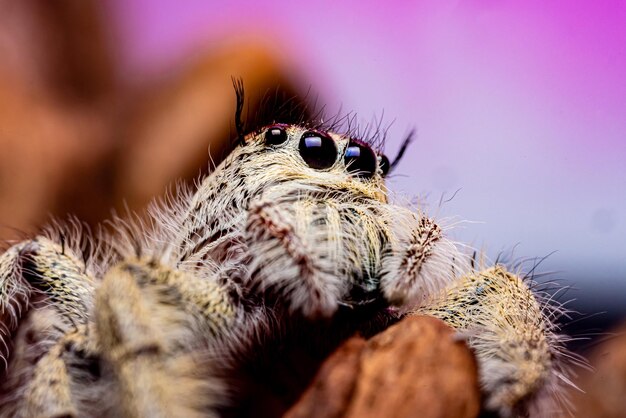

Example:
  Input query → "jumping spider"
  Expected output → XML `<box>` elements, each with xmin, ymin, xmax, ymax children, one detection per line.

<box><xmin>0</xmin><ymin>83</ymin><xmax>574</xmax><ymax>417</ymax></box>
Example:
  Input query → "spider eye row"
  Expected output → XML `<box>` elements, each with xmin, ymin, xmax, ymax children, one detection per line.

<box><xmin>263</xmin><ymin>125</ymin><xmax>390</xmax><ymax>178</ymax></box>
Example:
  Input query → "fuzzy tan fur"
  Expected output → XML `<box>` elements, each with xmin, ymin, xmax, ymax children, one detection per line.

<box><xmin>0</xmin><ymin>124</ymin><xmax>574</xmax><ymax>417</ymax></box>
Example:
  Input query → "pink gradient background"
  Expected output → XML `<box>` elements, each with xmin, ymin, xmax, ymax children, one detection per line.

<box><xmin>108</xmin><ymin>1</ymin><xmax>626</xmax><ymax>314</ymax></box>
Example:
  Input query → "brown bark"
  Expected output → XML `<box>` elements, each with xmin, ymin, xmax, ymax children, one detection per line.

<box><xmin>285</xmin><ymin>316</ymin><xmax>481</xmax><ymax>418</ymax></box>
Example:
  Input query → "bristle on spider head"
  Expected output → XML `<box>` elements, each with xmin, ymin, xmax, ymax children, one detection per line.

<box><xmin>232</xmin><ymin>77</ymin><xmax>246</xmax><ymax>146</ymax></box>
<box><xmin>388</xmin><ymin>129</ymin><xmax>415</xmax><ymax>174</ymax></box>
<box><xmin>231</xmin><ymin>80</ymin><xmax>315</xmax><ymax>143</ymax></box>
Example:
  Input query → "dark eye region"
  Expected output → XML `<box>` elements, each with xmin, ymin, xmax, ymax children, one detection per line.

<box><xmin>344</xmin><ymin>140</ymin><xmax>379</xmax><ymax>178</ymax></box>
<box><xmin>345</xmin><ymin>140</ymin><xmax>391</xmax><ymax>178</ymax></box>
<box><xmin>264</xmin><ymin>125</ymin><xmax>289</xmax><ymax>145</ymax></box>
<box><xmin>299</xmin><ymin>131</ymin><xmax>338</xmax><ymax>170</ymax></box>
<box><xmin>265</xmin><ymin>126</ymin><xmax>390</xmax><ymax>177</ymax></box>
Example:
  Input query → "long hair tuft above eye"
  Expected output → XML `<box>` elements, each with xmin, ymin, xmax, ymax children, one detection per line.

<box><xmin>230</xmin><ymin>79</ymin><xmax>316</xmax><ymax>144</ymax></box>
<box><xmin>388</xmin><ymin>129</ymin><xmax>415</xmax><ymax>174</ymax></box>
<box><xmin>232</xmin><ymin>77</ymin><xmax>246</xmax><ymax>146</ymax></box>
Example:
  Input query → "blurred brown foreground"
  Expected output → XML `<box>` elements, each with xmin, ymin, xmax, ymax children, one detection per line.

<box><xmin>0</xmin><ymin>0</ymin><xmax>304</xmax><ymax>241</ymax></box>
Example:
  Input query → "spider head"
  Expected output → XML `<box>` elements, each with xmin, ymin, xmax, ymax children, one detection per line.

<box><xmin>238</xmin><ymin>125</ymin><xmax>401</xmax><ymax>318</ymax></box>
<box><xmin>214</xmin><ymin>82</ymin><xmax>451</xmax><ymax>319</ymax></box>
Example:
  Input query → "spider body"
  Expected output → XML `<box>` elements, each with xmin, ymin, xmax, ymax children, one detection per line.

<box><xmin>0</xmin><ymin>95</ymin><xmax>573</xmax><ymax>417</ymax></box>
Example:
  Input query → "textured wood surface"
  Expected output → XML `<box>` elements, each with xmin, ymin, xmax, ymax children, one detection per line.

<box><xmin>285</xmin><ymin>316</ymin><xmax>481</xmax><ymax>418</ymax></box>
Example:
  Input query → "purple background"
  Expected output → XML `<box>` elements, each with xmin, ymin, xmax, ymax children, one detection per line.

<box><xmin>107</xmin><ymin>1</ymin><xmax>626</xmax><ymax>321</ymax></box>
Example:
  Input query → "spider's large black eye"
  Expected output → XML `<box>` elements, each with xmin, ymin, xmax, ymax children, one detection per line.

<box><xmin>265</xmin><ymin>125</ymin><xmax>288</xmax><ymax>146</ymax></box>
<box><xmin>379</xmin><ymin>154</ymin><xmax>390</xmax><ymax>176</ymax></box>
<box><xmin>299</xmin><ymin>131</ymin><xmax>337</xmax><ymax>170</ymax></box>
<box><xmin>344</xmin><ymin>140</ymin><xmax>377</xmax><ymax>178</ymax></box>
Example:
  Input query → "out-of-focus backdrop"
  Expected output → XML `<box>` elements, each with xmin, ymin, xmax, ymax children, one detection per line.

<box><xmin>0</xmin><ymin>0</ymin><xmax>624</xmax><ymax>389</ymax></box>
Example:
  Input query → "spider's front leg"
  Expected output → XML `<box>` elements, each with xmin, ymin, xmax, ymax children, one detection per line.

<box><xmin>0</xmin><ymin>235</ymin><xmax>95</xmax><ymax>363</ymax></box>
<box><xmin>376</xmin><ymin>208</ymin><xmax>571</xmax><ymax>417</ymax></box>
<box><xmin>415</xmin><ymin>266</ymin><xmax>572</xmax><ymax>418</ymax></box>
<box><xmin>94</xmin><ymin>257</ymin><xmax>243</xmax><ymax>418</ymax></box>
<box><xmin>377</xmin><ymin>206</ymin><xmax>468</xmax><ymax>309</ymax></box>
<box><xmin>245</xmin><ymin>197</ymin><xmax>349</xmax><ymax>317</ymax></box>
<box><xmin>0</xmin><ymin>234</ymin><xmax>97</xmax><ymax>416</ymax></box>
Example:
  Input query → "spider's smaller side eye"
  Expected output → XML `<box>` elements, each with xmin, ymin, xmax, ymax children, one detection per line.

<box><xmin>344</xmin><ymin>140</ymin><xmax>377</xmax><ymax>179</ymax></box>
<box><xmin>379</xmin><ymin>154</ymin><xmax>391</xmax><ymax>177</ymax></box>
<box><xmin>299</xmin><ymin>131</ymin><xmax>337</xmax><ymax>170</ymax></box>
<box><xmin>265</xmin><ymin>125</ymin><xmax>288</xmax><ymax>146</ymax></box>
